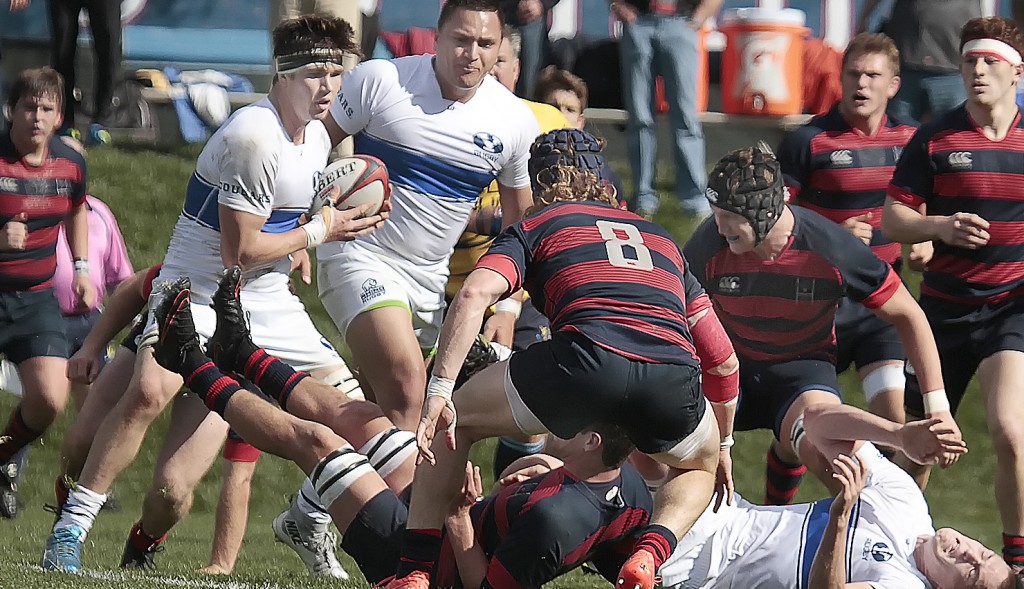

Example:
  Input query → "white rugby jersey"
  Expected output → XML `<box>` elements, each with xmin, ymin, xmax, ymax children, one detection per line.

<box><xmin>320</xmin><ymin>54</ymin><xmax>539</xmax><ymax>273</ymax></box>
<box><xmin>164</xmin><ymin>98</ymin><xmax>332</xmax><ymax>292</ymax></box>
<box><xmin>661</xmin><ymin>444</ymin><xmax>933</xmax><ymax>589</ymax></box>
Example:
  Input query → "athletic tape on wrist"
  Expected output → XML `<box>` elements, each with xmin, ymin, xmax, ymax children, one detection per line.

<box><xmin>73</xmin><ymin>259</ymin><xmax>90</xmax><ymax>274</ymax></box>
<box><xmin>923</xmin><ymin>389</ymin><xmax>951</xmax><ymax>414</ymax></box>
<box><xmin>301</xmin><ymin>213</ymin><xmax>328</xmax><ymax>248</ymax></box>
<box><xmin>720</xmin><ymin>434</ymin><xmax>735</xmax><ymax>450</ymax></box>
<box><xmin>494</xmin><ymin>298</ymin><xmax>522</xmax><ymax>319</ymax></box>
<box><xmin>426</xmin><ymin>374</ymin><xmax>458</xmax><ymax>430</ymax></box>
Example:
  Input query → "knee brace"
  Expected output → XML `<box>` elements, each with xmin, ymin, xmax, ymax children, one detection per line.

<box><xmin>357</xmin><ymin>428</ymin><xmax>416</xmax><ymax>479</ymax></box>
<box><xmin>310</xmin><ymin>446</ymin><xmax>374</xmax><ymax>508</ymax></box>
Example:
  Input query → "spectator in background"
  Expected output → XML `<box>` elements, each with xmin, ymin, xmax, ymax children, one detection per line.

<box><xmin>612</xmin><ymin>0</ymin><xmax>722</xmax><ymax>219</ymax></box>
<box><xmin>857</xmin><ymin>0</ymin><xmax>981</xmax><ymax>122</ymax></box>
<box><xmin>43</xmin><ymin>0</ymin><xmax>123</xmax><ymax>145</ymax></box>
<box><xmin>534</xmin><ymin>65</ymin><xmax>627</xmax><ymax>200</ymax></box>
<box><xmin>500</xmin><ymin>0</ymin><xmax>561</xmax><ymax>99</ymax></box>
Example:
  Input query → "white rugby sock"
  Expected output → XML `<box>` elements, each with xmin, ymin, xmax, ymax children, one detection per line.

<box><xmin>56</xmin><ymin>485</ymin><xmax>107</xmax><ymax>535</ymax></box>
<box><xmin>0</xmin><ymin>359</ymin><xmax>23</xmax><ymax>397</ymax></box>
<box><xmin>293</xmin><ymin>478</ymin><xmax>332</xmax><ymax>529</ymax></box>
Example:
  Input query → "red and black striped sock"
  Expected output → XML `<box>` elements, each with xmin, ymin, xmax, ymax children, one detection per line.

<box><xmin>240</xmin><ymin>348</ymin><xmax>309</xmax><ymax>411</ymax></box>
<box><xmin>183</xmin><ymin>357</ymin><xmax>243</xmax><ymax>417</ymax></box>
<box><xmin>395</xmin><ymin>527</ymin><xmax>442</xmax><ymax>578</ymax></box>
<box><xmin>0</xmin><ymin>406</ymin><xmax>42</xmax><ymax>462</ymax></box>
<box><xmin>635</xmin><ymin>524</ymin><xmax>677</xmax><ymax>569</ymax></box>
<box><xmin>55</xmin><ymin>475</ymin><xmax>71</xmax><ymax>507</ymax></box>
<box><xmin>1003</xmin><ymin>533</ymin><xmax>1024</xmax><ymax>568</ymax></box>
<box><xmin>765</xmin><ymin>444</ymin><xmax>806</xmax><ymax>505</ymax></box>
<box><xmin>128</xmin><ymin>520</ymin><xmax>167</xmax><ymax>552</ymax></box>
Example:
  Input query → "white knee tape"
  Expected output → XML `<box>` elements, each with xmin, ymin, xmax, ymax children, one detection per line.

<box><xmin>321</xmin><ymin>366</ymin><xmax>364</xmax><ymax>399</ymax></box>
<box><xmin>790</xmin><ymin>414</ymin><xmax>807</xmax><ymax>455</ymax></box>
<box><xmin>357</xmin><ymin>428</ymin><xmax>416</xmax><ymax>479</ymax></box>
<box><xmin>311</xmin><ymin>446</ymin><xmax>374</xmax><ymax>509</ymax></box>
<box><xmin>861</xmin><ymin>364</ymin><xmax>906</xmax><ymax>405</ymax></box>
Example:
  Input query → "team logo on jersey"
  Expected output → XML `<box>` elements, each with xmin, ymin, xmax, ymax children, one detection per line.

<box><xmin>830</xmin><ymin>150</ymin><xmax>854</xmax><ymax>166</ymax></box>
<box><xmin>863</xmin><ymin>541</ymin><xmax>894</xmax><ymax>562</ymax></box>
<box><xmin>718</xmin><ymin>276</ymin><xmax>740</xmax><ymax>293</ymax></box>
<box><xmin>473</xmin><ymin>132</ymin><xmax>504</xmax><ymax>154</ymax></box>
<box><xmin>360</xmin><ymin>278</ymin><xmax>387</xmax><ymax>304</ymax></box>
<box><xmin>0</xmin><ymin>177</ymin><xmax>17</xmax><ymax>192</ymax></box>
<box><xmin>892</xmin><ymin>146</ymin><xmax>904</xmax><ymax>161</ymax></box>
<box><xmin>948</xmin><ymin>151</ymin><xmax>973</xmax><ymax>170</ymax></box>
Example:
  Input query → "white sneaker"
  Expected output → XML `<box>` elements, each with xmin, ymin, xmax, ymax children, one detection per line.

<box><xmin>272</xmin><ymin>510</ymin><xmax>349</xmax><ymax>579</ymax></box>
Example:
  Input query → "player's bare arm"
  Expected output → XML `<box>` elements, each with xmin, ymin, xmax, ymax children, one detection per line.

<box><xmin>446</xmin><ymin>461</ymin><xmax>488</xmax><ymax>589</ymax></box>
<box><xmin>419</xmin><ymin>267</ymin><xmax>510</xmax><ymax>463</ymax></box>
<box><xmin>808</xmin><ymin>454</ymin><xmax>875</xmax><ymax>589</ymax></box>
<box><xmin>218</xmin><ymin>199</ymin><xmax>383</xmax><ymax>271</ymax></box>
<box><xmin>882</xmin><ymin>197</ymin><xmax>991</xmax><ymax>250</ymax></box>
<box><xmin>869</xmin><ymin>283</ymin><xmax>964</xmax><ymax>464</ymax></box>
<box><xmin>481</xmin><ymin>183</ymin><xmax>534</xmax><ymax>346</ymax></box>
<box><xmin>686</xmin><ymin>306</ymin><xmax>739</xmax><ymax>510</ymax></box>
<box><xmin>66</xmin><ymin>200</ymin><xmax>97</xmax><ymax>310</ymax></box>
<box><xmin>67</xmin><ymin>268</ymin><xmax>150</xmax><ymax>384</ymax></box>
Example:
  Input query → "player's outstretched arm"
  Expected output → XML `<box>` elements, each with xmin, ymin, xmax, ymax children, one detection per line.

<box><xmin>808</xmin><ymin>454</ymin><xmax>876</xmax><ymax>589</ymax></box>
<box><xmin>882</xmin><ymin>197</ymin><xmax>990</xmax><ymax>249</ymax></box>
<box><xmin>419</xmin><ymin>268</ymin><xmax>510</xmax><ymax>463</ymax></box>
<box><xmin>803</xmin><ymin>404</ymin><xmax>966</xmax><ymax>468</ymax></box>
<box><xmin>869</xmin><ymin>283</ymin><xmax>964</xmax><ymax>466</ymax></box>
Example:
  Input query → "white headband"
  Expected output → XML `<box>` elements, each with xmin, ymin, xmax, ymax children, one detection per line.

<box><xmin>962</xmin><ymin>39</ymin><xmax>1023</xmax><ymax>67</ymax></box>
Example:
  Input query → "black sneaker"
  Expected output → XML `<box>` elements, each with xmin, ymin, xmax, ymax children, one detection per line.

<box><xmin>119</xmin><ymin>536</ymin><xmax>163</xmax><ymax>570</ymax></box>
<box><xmin>456</xmin><ymin>335</ymin><xmax>499</xmax><ymax>387</ymax></box>
<box><xmin>207</xmin><ymin>266</ymin><xmax>256</xmax><ymax>374</ymax></box>
<box><xmin>0</xmin><ymin>459</ymin><xmax>20</xmax><ymax>519</ymax></box>
<box><xmin>152</xmin><ymin>277</ymin><xmax>202</xmax><ymax>375</ymax></box>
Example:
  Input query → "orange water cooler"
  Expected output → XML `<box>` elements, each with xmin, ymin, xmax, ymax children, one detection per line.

<box><xmin>720</xmin><ymin>8</ymin><xmax>809</xmax><ymax>116</ymax></box>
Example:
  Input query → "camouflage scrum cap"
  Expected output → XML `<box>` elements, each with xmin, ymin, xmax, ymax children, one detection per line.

<box><xmin>705</xmin><ymin>142</ymin><xmax>786</xmax><ymax>244</ymax></box>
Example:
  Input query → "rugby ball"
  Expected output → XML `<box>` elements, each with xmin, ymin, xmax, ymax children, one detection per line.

<box><xmin>310</xmin><ymin>155</ymin><xmax>391</xmax><ymax>217</ymax></box>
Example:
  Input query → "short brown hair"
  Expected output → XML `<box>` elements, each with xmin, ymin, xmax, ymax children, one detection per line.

<box><xmin>6</xmin><ymin>67</ymin><xmax>63</xmax><ymax>117</ymax></box>
<box><xmin>842</xmin><ymin>33</ymin><xmax>900</xmax><ymax>76</ymax></box>
<box><xmin>960</xmin><ymin>16</ymin><xmax>1024</xmax><ymax>57</ymax></box>
<box><xmin>534</xmin><ymin>66</ymin><xmax>589</xmax><ymax>111</ymax></box>
<box><xmin>272</xmin><ymin>14</ymin><xmax>361</xmax><ymax>61</ymax></box>
<box><xmin>587</xmin><ymin>422</ymin><xmax>635</xmax><ymax>469</ymax></box>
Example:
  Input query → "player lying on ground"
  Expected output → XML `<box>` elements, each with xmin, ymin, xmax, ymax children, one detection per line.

<box><xmin>655</xmin><ymin>403</ymin><xmax>1017</xmax><ymax>589</ymax></box>
<box><xmin>387</xmin><ymin>128</ymin><xmax>740</xmax><ymax>589</ymax></box>
<box><xmin>148</xmin><ymin>270</ymin><xmax>656</xmax><ymax>588</ymax></box>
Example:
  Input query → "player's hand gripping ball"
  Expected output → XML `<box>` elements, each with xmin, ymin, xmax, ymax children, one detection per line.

<box><xmin>309</xmin><ymin>155</ymin><xmax>391</xmax><ymax>218</ymax></box>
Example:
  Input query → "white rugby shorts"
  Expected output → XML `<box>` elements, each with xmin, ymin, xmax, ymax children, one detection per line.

<box><xmin>143</xmin><ymin>263</ymin><xmax>343</xmax><ymax>372</ymax></box>
<box><xmin>317</xmin><ymin>243</ymin><xmax>445</xmax><ymax>352</ymax></box>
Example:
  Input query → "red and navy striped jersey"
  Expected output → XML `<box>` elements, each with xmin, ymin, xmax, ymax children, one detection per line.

<box><xmin>435</xmin><ymin>463</ymin><xmax>653</xmax><ymax>589</ymax></box>
<box><xmin>0</xmin><ymin>134</ymin><xmax>87</xmax><ymax>291</ymax></box>
<box><xmin>777</xmin><ymin>103</ymin><xmax>917</xmax><ymax>268</ymax></box>
<box><xmin>888</xmin><ymin>105</ymin><xmax>1024</xmax><ymax>306</ymax></box>
<box><xmin>477</xmin><ymin>201</ymin><xmax>702</xmax><ymax>366</ymax></box>
<box><xmin>683</xmin><ymin>207</ymin><xmax>901</xmax><ymax>363</ymax></box>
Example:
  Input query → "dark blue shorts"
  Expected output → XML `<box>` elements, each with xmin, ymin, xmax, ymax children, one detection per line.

<box><xmin>834</xmin><ymin>298</ymin><xmax>904</xmax><ymax>373</ymax></box>
<box><xmin>905</xmin><ymin>297</ymin><xmax>1024</xmax><ymax>418</ymax></box>
<box><xmin>0</xmin><ymin>289</ymin><xmax>69</xmax><ymax>364</ymax></box>
<box><xmin>509</xmin><ymin>331</ymin><xmax>705</xmax><ymax>454</ymax></box>
<box><xmin>734</xmin><ymin>358</ymin><xmax>841</xmax><ymax>440</ymax></box>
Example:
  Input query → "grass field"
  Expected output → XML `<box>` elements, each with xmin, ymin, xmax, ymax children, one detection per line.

<box><xmin>0</xmin><ymin>143</ymin><xmax>1000</xmax><ymax>588</ymax></box>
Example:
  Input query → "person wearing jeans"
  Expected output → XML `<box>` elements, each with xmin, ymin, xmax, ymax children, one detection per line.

<box><xmin>612</xmin><ymin>0</ymin><xmax>720</xmax><ymax>218</ymax></box>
